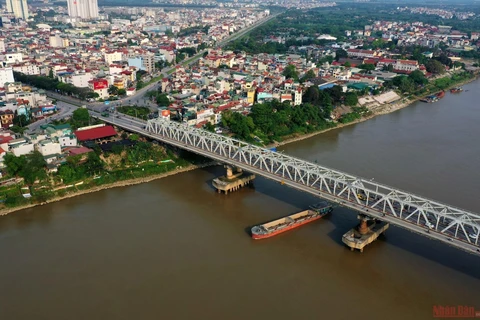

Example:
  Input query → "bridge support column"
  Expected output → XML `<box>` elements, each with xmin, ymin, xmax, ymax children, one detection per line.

<box><xmin>212</xmin><ymin>166</ymin><xmax>255</xmax><ymax>195</ymax></box>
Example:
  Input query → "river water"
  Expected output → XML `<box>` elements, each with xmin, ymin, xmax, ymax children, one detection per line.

<box><xmin>1</xmin><ymin>81</ymin><xmax>480</xmax><ymax>320</ymax></box>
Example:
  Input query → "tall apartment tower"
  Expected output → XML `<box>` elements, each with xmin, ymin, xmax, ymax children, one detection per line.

<box><xmin>67</xmin><ymin>0</ymin><xmax>99</xmax><ymax>19</ymax></box>
<box><xmin>6</xmin><ymin>0</ymin><xmax>29</xmax><ymax>20</ymax></box>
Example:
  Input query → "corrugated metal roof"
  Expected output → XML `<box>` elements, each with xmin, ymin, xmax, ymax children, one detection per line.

<box><xmin>74</xmin><ymin>126</ymin><xmax>117</xmax><ymax>141</ymax></box>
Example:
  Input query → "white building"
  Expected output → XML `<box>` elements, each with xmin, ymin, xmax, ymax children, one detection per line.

<box><xmin>0</xmin><ymin>68</ymin><xmax>14</xmax><ymax>87</ymax></box>
<box><xmin>58</xmin><ymin>135</ymin><xmax>77</xmax><ymax>148</ymax></box>
<box><xmin>36</xmin><ymin>140</ymin><xmax>61</xmax><ymax>156</ymax></box>
<box><xmin>104</xmin><ymin>51</ymin><xmax>124</xmax><ymax>65</ymax></box>
<box><xmin>6</xmin><ymin>0</ymin><xmax>29</xmax><ymax>20</ymax></box>
<box><xmin>394</xmin><ymin>60</ymin><xmax>419</xmax><ymax>72</ymax></box>
<box><xmin>293</xmin><ymin>88</ymin><xmax>302</xmax><ymax>106</ymax></box>
<box><xmin>9</xmin><ymin>139</ymin><xmax>34</xmax><ymax>157</ymax></box>
<box><xmin>59</xmin><ymin>73</ymin><xmax>93</xmax><ymax>88</ymax></box>
<box><xmin>347</xmin><ymin>49</ymin><xmax>378</xmax><ymax>59</ymax></box>
<box><xmin>67</xmin><ymin>0</ymin><xmax>99</xmax><ymax>19</ymax></box>
<box><xmin>0</xmin><ymin>39</ymin><xmax>5</xmax><ymax>53</ymax></box>
<box><xmin>49</xmin><ymin>34</ymin><xmax>66</xmax><ymax>48</ymax></box>
<box><xmin>4</xmin><ymin>52</ymin><xmax>23</xmax><ymax>64</ymax></box>
<box><xmin>12</xmin><ymin>63</ymin><xmax>40</xmax><ymax>75</ymax></box>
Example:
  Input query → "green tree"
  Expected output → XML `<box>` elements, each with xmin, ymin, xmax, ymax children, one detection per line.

<box><xmin>425</xmin><ymin>60</ymin><xmax>445</xmax><ymax>75</ymax></box>
<box><xmin>408</xmin><ymin>70</ymin><xmax>428</xmax><ymax>86</ymax></box>
<box><xmin>303</xmin><ymin>86</ymin><xmax>320</xmax><ymax>104</ymax></box>
<box><xmin>156</xmin><ymin>94</ymin><xmax>170</xmax><ymax>106</ymax></box>
<box><xmin>343</xmin><ymin>61</ymin><xmax>351</xmax><ymax>68</ymax></box>
<box><xmin>301</xmin><ymin>69</ymin><xmax>316</xmax><ymax>83</ymax></box>
<box><xmin>117</xmin><ymin>88</ymin><xmax>127</xmax><ymax>96</ymax></box>
<box><xmin>13</xmin><ymin>114</ymin><xmax>30</xmax><ymax>127</ymax></box>
<box><xmin>108</xmin><ymin>85</ymin><xmax>119</xmax><ymax>96</ymax></box>
<box><xmin>22</xmin><ymin>152</ymin><xmax>47</xmax><ymax>185</ymax></box>
<box><xmin>319</xmin><ymin>55</ymin><xmax>334</xmax><ymax>65</ymax></box>
<box><xmin>359</xmin><ymin>63</ymin><xmax>375</xmax><ymax>71</ymax></box>
<box><xmin>283</xmin><ymin>64</ymin><xmax>299</xmax><ymax>80</ymax></box>
<box><xmin>5</xmin><ymin>151</ymin><xmax>47</xmax><ymax>185</ymax></box>
<box><xmin>203</xmin><ymin>122</ymin><xmax>215</xmax><ymax>132</ymax></box>
<box><xmin>345</xmin><ymin>92</ymin><xmax>358</xmax><ymax>106</ymax></box>
<box><xmin>136</xmin><ymin>81</ymin><xmax>145</xmax><ymax>90</ymax></box>
<box><xmin>393</xmin><ymin>76</ymin><xmax>415</xmax><ymax>93</ymax></box>
<box><xmin>86</xmin><ymin>91</ymin><xmax>100</xmax><ymax>99</ymax></box>
<box><xmin>4</xmin><ymin>153</ymin><xmax>27</xmax><ymax>176</ymax></box>
<box><xmin>335</xmin><ymin>49</ymin><xmax>348</xmax><ymax>61</ymax></box>
<box><xmin>72</xmin><ymin>108</ymin><xmax>90</xmax><ymax>128</ymax></box>
<box><xmin>84</xmin><ymin>152</ymin><xmax>104</xmax><ymax>175</ymax></box>
<box><xmin>382</xmin><ymin>64</ymin><xmax>394</xmax><ymax>72</ymax></box>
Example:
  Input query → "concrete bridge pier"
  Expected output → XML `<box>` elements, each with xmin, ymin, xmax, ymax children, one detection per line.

<box><xmin>212</xmin><ymin>165</ymin><xmax>255</xmax><ymax>194</ymax></box>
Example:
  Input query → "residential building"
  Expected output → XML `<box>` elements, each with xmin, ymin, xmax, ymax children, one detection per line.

<box><xmin>88</xmin><ymin>78</ymin><xmax>109</xmax><ymax>99</ymax></box>
<box><xmin>67</xmin><ymin>0</ymin><xmax>99</xmax><ymax>19</ymax></box>
<box><xmin>9</xmin><ymin>138</ymin><xmax>34</xmax><ymax>156</ymax></box>
<box><xmin>6</xmin><ymin>0</ymin><xmax>29</xmax><ymax>20</ymax></box>
<box><xmin>128</xmin><ymin>55</ymin><xmax>155</xmax><ymax>74</ymax></box>
<box><xmin>0</xmin><ymin>110</ymin><xmax>14</xmax><ymax>128</ymax></box>
<box><xmin>58</xmin><ymin>135</ymin><xmax>78</xmax><ymax>147</ymax></box>
<box><xmin>0</xmin><ymin>68</ymin><xmax>14</xmax><ymax>87</ymax></box>
<box><xmin>104</xmin><ymin>51</ymin><xmax>124</xmax><ymax>65</ymax></box>
<box><xmin>36</xmin><ymin>140</ymin><xmax>62</xmax><ymax>156</ymax></box>
<box><xmin>4</xmin><ymin>53</ymin><xmax>23</xmax><ymax>65</ymax></box>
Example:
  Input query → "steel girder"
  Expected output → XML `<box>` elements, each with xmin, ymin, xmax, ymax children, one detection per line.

<box><xmin>146</xmin><ymin>118</ymin><xmax>480</xmax><ymax>250</ymax></box>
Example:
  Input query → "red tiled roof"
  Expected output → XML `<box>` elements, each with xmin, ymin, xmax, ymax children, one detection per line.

<box><xmin>66</xmin><ymin>146</ymin><xmax>94</xmax><ymax>155</ymax></box>
<box><xmin>195</xmin><ymin>120</ymin><xmax>208</xmax><ymax>128</ymax></box>
<box><xmin>0</xmin><ymin>136</ymin><xmax>14</xmax><ymax>144</ymax></box>
<box><xmin>74</xmin><ymin>126</ymin><xmax>117</xmax><ymax>141</ymax></box>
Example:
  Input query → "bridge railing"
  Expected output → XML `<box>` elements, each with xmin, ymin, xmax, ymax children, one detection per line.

<box><xmin>146</xmin><ymin>118</ymin><xmax>480</xmax><ymax>250</ymax></box>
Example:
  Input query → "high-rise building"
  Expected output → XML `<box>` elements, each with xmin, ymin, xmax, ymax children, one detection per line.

<box><xmin>6</xmin><ymin>0</ymin><xmax>29</xmax><ymax>20</ymax></box>
<box><xmin>67</xmin><ymin>0</ymin><xmax>98</xmax><ymax>19</ymax></box>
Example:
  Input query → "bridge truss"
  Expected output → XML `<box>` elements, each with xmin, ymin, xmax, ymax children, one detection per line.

<box><xmin>146</xmin><ymin>118</ymin><xmax>480</xmax><ymax>254</ymax></box>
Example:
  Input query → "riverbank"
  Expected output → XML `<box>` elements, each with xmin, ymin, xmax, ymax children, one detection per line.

<box><xmin>2</xmin><ymin>73</ymin><xmax>476</xmax><ymax>216</ymax></box>
<box><xmin>275</xmin><ymin>73</ymin><xmax>478</xmax><ymax>148</ymax></box>
<box><xmin>0</xmin><ymin>162</ymin><xmax>214</xmax><ymax>216</ymax></box>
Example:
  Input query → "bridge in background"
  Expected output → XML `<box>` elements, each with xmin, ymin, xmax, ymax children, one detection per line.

<box><xmin>98</xmin><ymin>113</ymin><xmax>480</xmax><ymax>254</ymax></box>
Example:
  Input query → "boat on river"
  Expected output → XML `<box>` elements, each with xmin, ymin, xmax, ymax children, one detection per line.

<box><xmin>421</xmin><ymin>95</ymin><xmax>439</xmax><ymax>103</ymax></box>
<box><xmin>251</xmin><ymin>201</ymin><xmax>333</xmax><ymax>240</ymax></box>
<box><xmin>436</xmin><ymin>91</ymin><xmax>445</xmax><ymax>99</ymax></box>
<box><xmin>450</xmin><ymin>87</ymin><xmax>463</xmax><ymax>93</ymax></box>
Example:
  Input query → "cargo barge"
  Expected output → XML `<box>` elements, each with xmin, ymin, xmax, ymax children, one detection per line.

<box><xmin>342</xmin><ymin>214</ymin><xmax>389</xmax><ymax>252</ymax></box>
<box><xmin>251</xmin><ymin>202</ymin><xmax>333</xmax><ymax>240</ymax></box>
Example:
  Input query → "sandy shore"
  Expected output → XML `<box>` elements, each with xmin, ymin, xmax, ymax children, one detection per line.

<box><xmin>0</xmin><ymin>162</ymin><xmax>214</xmax><ymax>216</ymax></box>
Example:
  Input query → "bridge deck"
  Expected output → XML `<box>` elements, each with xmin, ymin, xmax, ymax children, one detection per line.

<box><xmin>102</xmin><ymin>115</ymin><xmax>480</xmax><ymax>254</ymax></box>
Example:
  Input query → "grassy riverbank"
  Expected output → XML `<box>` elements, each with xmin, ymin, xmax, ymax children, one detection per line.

<box><xmin>0</xmin><ymin>140</ymin><xmax>214</xmax><ymax>216</ymax></box>
<box><xmin>0</xmin><ymin>161</ymin><xmax>214</xmax><ymax>216</ymax></box>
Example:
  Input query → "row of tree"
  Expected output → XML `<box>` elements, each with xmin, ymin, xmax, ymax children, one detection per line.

<box><xmin>218</xmin><ymin>100</ymin><xmax>334</xmax><ymax>143</ymax></box>
<box><xmin>13</xmin><ymin>72</ymin><xmax>99</xmax><ymax>100</ymax></box>
<box><xmin>4</xmin><ymin>151</ymin><xmax>47</xmax><ymax>185</ymax></box>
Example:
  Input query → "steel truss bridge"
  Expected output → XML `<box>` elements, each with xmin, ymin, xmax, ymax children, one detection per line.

<box><xmin>143</xmin><ymin>118</ymin><xmax>480</xmax><ymax>254</ymax></box>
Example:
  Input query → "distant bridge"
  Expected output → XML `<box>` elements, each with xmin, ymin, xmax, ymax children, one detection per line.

<box><xmin>100</xmin><ymin>114</ymin><xmax>480</xmax><ymax>254</ymax></box>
